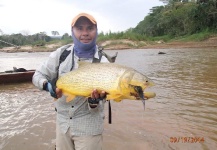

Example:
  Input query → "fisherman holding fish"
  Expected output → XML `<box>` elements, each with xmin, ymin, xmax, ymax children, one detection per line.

<box><xmin>33</xmin><ymin>13</ymin><xmax>108</xmax><ymax>150</ymax></box>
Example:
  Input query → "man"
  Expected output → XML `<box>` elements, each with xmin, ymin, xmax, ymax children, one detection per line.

<box><xmin>32</xmin><ymin>13</ymin><xmax>108</xmax><ymax>150</ymax></box>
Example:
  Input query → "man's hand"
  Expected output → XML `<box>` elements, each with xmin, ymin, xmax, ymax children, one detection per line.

<box><xmin>88</xmin><ymin>89</ymin><xmax>106</xmax><ymax>108</ymax></box>
<box><xmin>43</xmin><ymin>78</ymin><xmax>62</xmax><ymax>99</ymax></box>
<box><xmin>91</xmin><ymin>89</ymin><xmax>106</xmax><ymax>99</ymax></box>
<box><xmin>55</xmin><ymin>88</ymin><xmax>63</xmax><ymax>99</ymax></box>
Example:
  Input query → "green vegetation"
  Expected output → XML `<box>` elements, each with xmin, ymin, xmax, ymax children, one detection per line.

<box><xmin>0</xmin><ymin>0</ymin><xmax>216</xmax><ymax>49</ymax></box>
<box><xmin>0</xmin><ymin>33</ymin><xmax>72</xmax><ymax>49</ymax></box>
<box><xmin>100</xmin><ymin>0</ymin><xmax>217</xmax><ymax>42</ymax></box>
<box><xmin>171</xmin><ymin>29</ymin><xmax>213</xmax><ymax>41</ymax></box>
<box><xmin>133</xmin><ymin>0</ymin><xmax>217</xmax><ymax>40</ymax></box>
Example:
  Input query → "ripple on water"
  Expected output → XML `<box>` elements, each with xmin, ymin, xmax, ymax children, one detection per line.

<box><xmin>0</xmin><ymin>83</ymin><xmax>56</xmax><ymax>149</ymax></box>
<box><xmin>1</xmin><ymin>49</ymin><xmax>217</xmax><ymax>150</ymax></box>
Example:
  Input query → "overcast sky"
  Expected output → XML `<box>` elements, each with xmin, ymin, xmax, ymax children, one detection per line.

<box><xmin>0</xmin><ymin>0</ymin><xmax>163</xmax><ymax>36</ymax></box>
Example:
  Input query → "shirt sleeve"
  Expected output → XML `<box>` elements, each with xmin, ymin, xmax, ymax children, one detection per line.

<box><xmin>32</xmin><ymin>48</ymin><xmax>62</xmax><ymax>90</ymax></box>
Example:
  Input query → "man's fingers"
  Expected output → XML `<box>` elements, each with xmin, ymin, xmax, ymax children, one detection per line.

<box><xmin>91</xmin><ymin>89</ymin><xmax>106</xmax><ymax>99</ymax></box>
<box><xmin>100</xmin><ymin>91</ymin><xmax>106</xmax><ymax>99</ymax></box>
<box><xmin>56</xmin><ymin>88</ymin><xmax>62</xmax><ymax>98</ymax></box>
<box><xmin>90</xmin><ymin>89</ymin><xmax>98</xmax><ymax>99</ymax></box>
<box><xmin>93</xmin><ymin>89</ymin><xmax>99</xmax><ymax>99</ymax></box>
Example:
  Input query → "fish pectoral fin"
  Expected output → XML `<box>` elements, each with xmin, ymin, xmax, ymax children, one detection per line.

<box><xmin>144</xmin><ymin>91</ymin><xmax>156</xmax><ymax>99</ymax></box>
<box><xmin>64</xmin><ymin>94</ymin><xmax>76</xmax><ymax>102</ymax></box>
<box><xmin>62</xmin><ymin>91</ymin><xmax>77</xmax><ymax>102</ymax></box>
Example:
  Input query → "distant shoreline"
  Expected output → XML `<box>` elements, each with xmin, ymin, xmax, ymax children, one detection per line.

<box><xmin>1</xmin><ymin>37</ymin><xmax>217</xmax><ymax>53</ymax></box>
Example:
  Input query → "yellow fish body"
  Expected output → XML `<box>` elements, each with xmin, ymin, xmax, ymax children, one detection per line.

<box><xmin>56</xmin><ymin>62</ymin><xmax>156</xmax><ymax>102</ymax></box>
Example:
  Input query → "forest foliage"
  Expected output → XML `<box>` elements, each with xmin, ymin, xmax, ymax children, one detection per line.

<box><xmin>98</xmin><ymin>0</ymin><xmax>217</xmax><ymax>42</ymax></box>
<box><xmin>133</xmin><ymin>0</ymin><xmax>217</xmax><ymax>37</ymax></box>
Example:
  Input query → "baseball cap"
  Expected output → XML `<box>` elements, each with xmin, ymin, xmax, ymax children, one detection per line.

<box><xmin>71</xmin><ymin>13</ymin><xmax>97</xmax><ymax>27</ymax></box>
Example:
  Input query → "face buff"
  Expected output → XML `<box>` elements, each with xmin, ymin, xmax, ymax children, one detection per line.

<box><xmin>71</xmin><ymin>30</ymin><xmax>98</xmax><ymax>58</ymax></box>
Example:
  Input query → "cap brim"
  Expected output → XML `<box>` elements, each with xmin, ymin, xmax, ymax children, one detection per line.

<box><xmin>71</xmin><ymin>13</ymin><xmax>97</xmax><ymax>27</ymax></box>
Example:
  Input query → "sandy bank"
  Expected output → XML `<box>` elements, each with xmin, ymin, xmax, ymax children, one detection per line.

<box><xmin>1</xmin><ymin>37</ymin><xmax>217</xmax><ymax>53</ymax></box>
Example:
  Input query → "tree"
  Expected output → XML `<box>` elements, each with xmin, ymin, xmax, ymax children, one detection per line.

<box><xmin>62</xmin><ymin>33</ymin><xmax>70</xmax><ymax>39</ymax></box>
<box><xmin>159</xmin><ymin>0</ymin><xmax>180</xmax><ymax>4</ymax></box>
<box><xmin>51</xmin><ymin>31</ymin><xmax>60</xmax><ymax>36</ymax></box>
<box><xmin>0</xmin><ymin>29</ymin><xmax>3</xmax><ymax>35</ymax></box>
<box><xmin>133</xmin><ymin>0</ymin><xmax>217</xmax><ymax>37</ymax></box>
<box><xmin>20</xmin><ymin>30</ymin><xmax>30</xmax><ymax>36</ymax></box>
<box><xmin>39</xmin><ymin>32</ymin><xmax>47</xmax><ymax>41</ymax></box>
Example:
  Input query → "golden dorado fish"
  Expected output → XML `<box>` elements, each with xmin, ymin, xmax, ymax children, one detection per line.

<box><xmin>56</xmin><ymin>62</ymin><xmax>156</xmax><ymax>103</ymax></box>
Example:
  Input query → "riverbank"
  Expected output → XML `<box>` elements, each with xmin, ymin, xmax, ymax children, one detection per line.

<box><xmin>1</xmin><ymin>36</ymin><xmax>217</xmax><ymax>53</ymax></box>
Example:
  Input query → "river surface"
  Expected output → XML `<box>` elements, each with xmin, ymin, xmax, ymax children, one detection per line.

<box><xmin>0</xmin><ymin>48</ymin><xmax>217</xmax><ymax>150</ymax></box>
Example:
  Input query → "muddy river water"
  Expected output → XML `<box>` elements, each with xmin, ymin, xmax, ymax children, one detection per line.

<box><xmin>0</xmin><ymin>48</ymin><xmax>217</xmax><ymax>150</ymax></box>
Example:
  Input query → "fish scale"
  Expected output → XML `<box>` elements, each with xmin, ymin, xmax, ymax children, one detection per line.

<box><xmin>56</xmin><ymin>62</ymin><xmax>156</xmax><ymax>102</ymax></box>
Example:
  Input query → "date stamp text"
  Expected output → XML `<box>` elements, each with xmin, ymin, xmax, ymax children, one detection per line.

<box><xmin>170</xmin><ymin>137</ymin><xmax>205</xmax><ymax>143</ymax></box>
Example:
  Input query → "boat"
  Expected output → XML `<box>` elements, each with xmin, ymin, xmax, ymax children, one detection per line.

<box><xmin>0</xmin><ymin>69</ymin><xmax>35</xmax><ymax>84</ymax></box>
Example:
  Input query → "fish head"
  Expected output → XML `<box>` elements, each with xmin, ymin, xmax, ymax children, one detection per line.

<box><xmin>121</xmin><ymin>71</ymin><xmax>155</xmax><ymax>100</ymax></box>
<box><xmin>130</xmin><ymin>71</ymin><xmax>154</xmax><ymax>89</ymax></box>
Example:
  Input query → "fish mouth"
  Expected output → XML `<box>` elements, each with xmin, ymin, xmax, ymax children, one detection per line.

<box><xmin>133</xmin><ymin>86</ymin><xmax>145</xmax><ymax>100</ymax></box>
<box><xmin>130</xmin><ymin>92</ymin><xmax>140</xmax><ymax>100</ymax></box>
<box><xmin>133</xmin><ymin>86</ymin><xmax>146</xmax><ymax>110</ymax></box>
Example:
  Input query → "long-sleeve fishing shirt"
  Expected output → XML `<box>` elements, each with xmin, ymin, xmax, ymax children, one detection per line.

<box><xmin>32</xmin><ymin>44</ymin><xmax>109</xmax><ymax>136</ymax></box>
